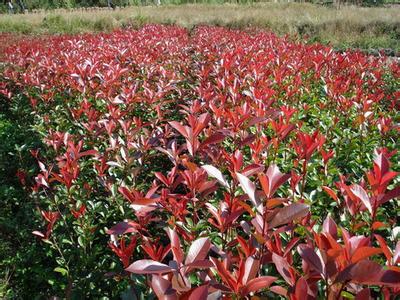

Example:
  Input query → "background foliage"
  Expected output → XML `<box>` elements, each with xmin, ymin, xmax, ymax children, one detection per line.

<box><xmin>1</xmin><ymin>3</ymin><xmax>399</xmax><ymax>53</ymax></box>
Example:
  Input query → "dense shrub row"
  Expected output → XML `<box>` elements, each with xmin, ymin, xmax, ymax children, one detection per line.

<box><xmin>1</xmin><ymin>0</ymin><xmax>273</xmax><ymax>12</ymax></box>
<box><xmin>1</xmin><ymin>25</ymin><xmax>399</xmax><ymax>298</ymax></box>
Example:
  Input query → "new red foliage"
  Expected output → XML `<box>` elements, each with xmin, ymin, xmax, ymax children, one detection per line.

<box><xmin>1</xmin><ymin>25</ymin><xmax>399</xmax><ymax>298</ymax></box>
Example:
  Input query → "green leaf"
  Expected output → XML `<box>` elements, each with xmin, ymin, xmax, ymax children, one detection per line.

<box><xmin>78</xmin><ymin>236</ymin><xmax>84</xmax><ymax>248</ymax></box>
<box><xmin>62</xmin><ymin>238</ymin><xmax>73</xmax><ymax>245</ymax></box>
<box><xmin>54</xmin><ymin>267</ymin><xmax>68</xmax><ymax>276</ymax></box>
<box><xmin>42</xmin><ymin>239</ymin><xmax>53</xmax><ymax>245</ymax></box>
<box><xmin>341</xmin><ymin>291</ymin><xmax>355</xmax><ymax>299</ymax></box>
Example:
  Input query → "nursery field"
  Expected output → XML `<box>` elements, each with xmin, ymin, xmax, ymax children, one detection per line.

<box><xmin>0</xmin><ymin>25</ymin><xmax>400</xmax><ymax>298</ymax></box>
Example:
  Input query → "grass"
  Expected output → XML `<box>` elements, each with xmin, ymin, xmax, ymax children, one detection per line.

<box><xmin>0</xmin><ymin>4</ymin><xmax>399</xmax><ymax>51</ymax></box>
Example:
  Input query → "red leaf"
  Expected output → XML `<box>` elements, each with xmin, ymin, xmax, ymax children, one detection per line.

<box><xmin>35</xmin><ymin>174</ymin><xmax>49</xmax><ymax>188</ymax></box>
<box><xmin>259</xmin><ymin>173</ymin><xmax>270</xmax><ymax>198</ymax></box>
<box><xmin>125</xmin><ymin>259</ymin><xmax>174</xmax><ymax>274</ymax></box>
<box><xmin>185</xmin><ymin>237</ymin><xmax>211</xmax><ymax>265</ymax></box>
<box><xmin>210</xmin><ymin>258</ymin><xmax>236</xmax><ymax>290</ymax></box>
<box><xmin>351</xmin><ymin>247</ymin><xmax>382</xmax><ymax>263</ymax></box>
<box><xmin>166</xmin><ymin>228</ymin><xmax>184</xmax><ymax>264</ymax></box>
<box><xmin>188</xmin><ymin>284</ymin><xmax>209</xmax><ymax>300</ymax></box>
<box><xmin>194</xmin><ymin>113</ymin><xmax>210</xmax><ymax>136</ymax></box>
<box><xmin>272</xmin><ymin>253</ymin><xmax>295</xmax><ymax>286</ymax></box>
<box><xmin>240</xmin><ymin>276</ymin><xmax>277</xmax><ymax>297</ymax></box>
<box><xmin>201</xmin><ymin>132</ymin><xmax>225</xmax><ymax>148</ymax></box>
<box><xmin>118</xmin><ymin>186</ymin><xmax>135</xmax><ymax>202</ymax></box>
<box><xmin>106</xmin><ymin>221</ymin><xmax>139</xmax><ymax>235</ymax></box>
<box><xmin>335</xmin><ymin>260</ymin><xmax>381</xmax><ymax>284</ymax></box>
<box><xmin>380</xmin><ymin>268</ymin><xmax>400</xmax><ymax>286</ymax></box>
<box><xmin>269</xmin><ymin>285</ymin><xmax>288</xmax><ymax>297</ymax></box>
<box><xmin>322</xmin><ymin>186</ymin><xmax>339</xmax><ymax>202</ymax></box>
<box><xmin>372</xmin><ymin>221</ymin><xmax>387</xmax><ymax>230</ymax></box>
<box><xmin>323</xmin><ymin>216</ymin><xmax>338</xmax><ymax>239</ymax></box>
<box><xmin>283</xmin><ymin>237</ymin><xmax>300</xmax><ymax>257</ymax></box>
<box><xmin>266</xmin><ymin>197</ymin><xmax>288</xmax><ymax>209</ymax></box>
<box><xmin>78</xmin><ymin>149</ymin><xmax>98</xmax><ymax>158</ymax></box>
<box><xmin>374</xmin><ymin>152</ymin><xmax>389</xmax><ymax>176</ymax></box>
<box><xmin>184</xmin><ymin>260</ymin><xmax>214</xmax><ymax>270</ymax></box>
<box><xmin>355</xmin><ymin>288</ymin><xmax>371</xmax><ymax>300</ymax></box>
<box><xmin>32</xmin><ymin>231</ymin><xmax>45</xmax><ymax>238</ymax></box>
<box><xmin>335</xmin><ymin>260</ymin><xmax>400</xmax><ymax>286</ymax></box>
<box><xmin>393</xmin><ymin>241</ymin><xmax>400</xmax><ymax>265</ymax></box>
<box><xmin>295</xmin><ymin>277</ymin><xmax>308</xmax><ymax>299</ymax></box>
<box><xmin>242</xmin><ymin>256</ymin><xmax>260</xmax><ymax>285</ymax></box>
<box><xmin>236</xmin><ymin>172</ymin><xmax>262</xmax><ymax>213</ymax></box>
<box><xmin>268</xmin><ymin>203</ymin><xmax>309</xmax><ymax>228</ymax></box>
<box><xmin>297</xmin><ymin>244</ymin><xmax>325</xmax><ymax>276</ymax></box>
<box><xmin>206</xmin><ymin>291</ymin><xmax>223</xmax><ymax>300</ymax></box>
<box><xmin>350</xmin><ymin>184</ymin><xmax>372</xmax><ymax>215</ymax></box>
<box><xmin>241</xmin><ymin>164</ymin><xmax>265</xmax><ymax>177</ymax></box>
<box><xmin>151</xmin><ymin>275</ymin><xmax>177</xmax><ymax>300</ymax></box>
<box><xmin>380</xmin><ymin>186</ymin><xmax>400</xmax><ymax>205</ymax></box>
<box><xmin>169</xmin><ymin>121</ymin><xmax>189</xmax><ymax>139</ymax></box>
<box><xmin>202</xmin><ymin>165</ymin><xmax>229</xmax><ymax>188</ymax></box>
<box><xmin>263</xmin><ymin>164</ymin><xmax>290</xmax><ymax>198</ymax></box>
<box><xmin>374</xmin><ymin>234</ymin><xmax>392</xmax><ymax>263</ymax></box>
<box><xmin>248</xmin><ymin>116</ymin><xmax>268</xmax><ymax>126</ymax></box>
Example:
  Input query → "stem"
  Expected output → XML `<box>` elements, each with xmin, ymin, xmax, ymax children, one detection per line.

<box><xmin>222</xmin><ymin>230</ymin><xmax>228</xmax><ymax>252</ymax></box>
<box><xmin>326</xmin><ymin>280</ymin><xmax>329</xmax><ymax>300</ymax></box>
<box><xmin>300</xmin><ymin>159</ymin><xmax>308</xmax><ymax>200</ymax></box>
<box><xmin>368</xmin><ymin>201</ymin><xmax>378</xmax><ymax>240</ymax></box>
<box><xmin>51</xmin><ymin>236</ymin><xmax>69</xmax><ymax>271</ymax></box>
<box><xmin>359</xmin><ymin>115</ymin><xmax>365</xmax><ymax>155</ymax></box>
<box><xmin>65</xmin><ymin>278</ymin><xmax>73</xmax><ymax>300</ymax></box>
<box><xmin>45</xmin><ymin>189</ymin><xmax>75</xmax><ymax>244</ymax></box>
<box><xmin>336</xmin><ymin>281</ymin><xmax>349</xmax><ymax>299</ymax></box>
<box><xmin>258</xmin><ymin>206</ymin><xmax>268</xmax><ymax>276</ymax></box>
<box><xmin>51</xmin><ymin>235</ymin><xmax>73</xmax><ymax>299</ymax></box>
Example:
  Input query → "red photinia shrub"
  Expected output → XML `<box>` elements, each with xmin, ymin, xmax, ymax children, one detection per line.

<box><xmin>1</xmin><ymin>25</ymin><xmax>399</xmax><ymax>298</ymax></box>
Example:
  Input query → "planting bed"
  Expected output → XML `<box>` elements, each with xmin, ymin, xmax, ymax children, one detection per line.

<box><xmin>0</xmin><ymin>25</ymin><xmax>399</xmax><ymax>298</ymax></box>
